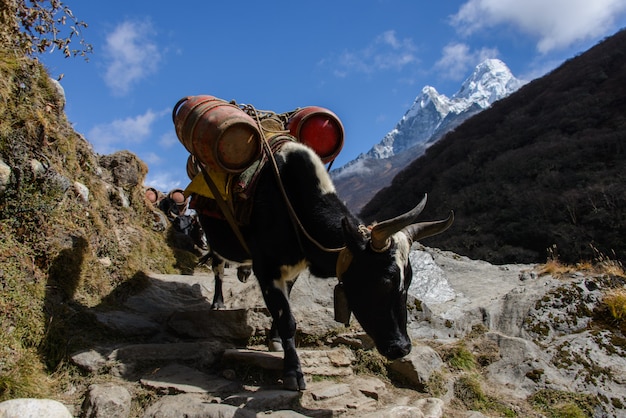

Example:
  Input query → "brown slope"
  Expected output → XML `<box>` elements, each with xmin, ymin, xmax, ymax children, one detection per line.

<box><xmin>334</xmin><ymin>145</ymin><xmax>426</xmax><ymax>212</ymax></box>
<box><xmin>360</xmin><ymin>29</ymin><xmax>626</xmax><ymax>265</ymax></box>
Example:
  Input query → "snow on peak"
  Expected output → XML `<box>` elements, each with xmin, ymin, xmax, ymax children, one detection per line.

<box><xmin>344</xmin><ymin>59</ymin><xmax>524</xmax><ymax>163</ymax></box>
<box><xmin>453</xmin><ymin>58</ymin><xmax>524</xmax><ymax>108</ymax></box>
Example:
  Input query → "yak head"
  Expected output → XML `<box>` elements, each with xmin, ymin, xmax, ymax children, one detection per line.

<box><xmin>336</xmin><ymin>194</ymin><xmax>453</xmax><ymax>360</ymax></box>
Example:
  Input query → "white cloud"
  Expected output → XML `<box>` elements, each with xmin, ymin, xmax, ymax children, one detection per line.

<box><xmin>87</xmin><ymin>108</ymin><xmax>169</xmax><ymax>154</ymax></box>
<box><xmin>331</xmin><ymin>159</ymin><xmax>372</xmax><ymax>180</ymax></box>
<box><xmin>103</xmin><ymin>19</ymin><xmax>161</xmax><ymax>95</ymax></box>
<box><xmin>159</xmin><ymin>131</ymin><xmax>178</xmax><ymax>149</ymax></box>
<box><xmin>144</xmin><ymin>170</ymin><xmax>184</xmax><ymax>193</ymax></box>
<box><xmin>143</xmin><ymin>152</ymin><xmax>163</xmax><ymax>165</ymax></box>
<box><xmin>331</xmin><ymin>30</ymin><xmax>419</xmax><ymax>77</ymax></box>
<box><xmin>435</xmin><ymin>43</ymin><xmax>499</xmax><ymax>80</ymax></box>
<box><xmin>451</xmin><ymin>0</ymin><xmax>626</xmax><ymax>53</ymax></box>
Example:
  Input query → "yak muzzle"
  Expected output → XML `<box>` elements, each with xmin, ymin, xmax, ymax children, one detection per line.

<box><xmin>380</xmin><ymin>339</ymin><xmax>412</xmax><ymax>360</ymax></box>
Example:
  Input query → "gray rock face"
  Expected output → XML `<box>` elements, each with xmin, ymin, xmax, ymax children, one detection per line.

<box><xmin>99</xmin><ymin>150</ymin><xmax>145</xmax><ymax>189</ymax></box>
<box><xmin>389</xmin><ymin>345</ymin><xmax>444</xmax><ymax>391</ymax></box>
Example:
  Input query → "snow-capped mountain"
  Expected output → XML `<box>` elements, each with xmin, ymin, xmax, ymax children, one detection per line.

<box><xmin>332</xmin><ymin>59</ymin><xmax>525</xmax><ymax>212</ymax></box>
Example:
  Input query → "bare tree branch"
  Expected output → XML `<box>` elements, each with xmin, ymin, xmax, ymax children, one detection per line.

<box><xmin>0</xmin><ymin>0</ymin><xmax>92</xmax><ymax>60</ymax></box>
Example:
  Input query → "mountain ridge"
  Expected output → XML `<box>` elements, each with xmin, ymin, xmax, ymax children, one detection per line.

<box><xmin>360</xmin><ymin>29</ymin><xmax>626</xmax><ymax>265</ymax></box>
<box><xmin>332</xmin><ymin>58</ymin><xmax>524</xmax><ymax>212</ymax></box>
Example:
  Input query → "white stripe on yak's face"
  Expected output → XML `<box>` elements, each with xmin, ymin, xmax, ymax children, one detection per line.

<box><xmin>278</xmin><ymin>143</ymin><xmax>336</xmax><ymax>195</ymax></box>
<box><xmin>392</xmin><ymin>232</ymin><xmax>412</xmax><ymax>291</ymax></box>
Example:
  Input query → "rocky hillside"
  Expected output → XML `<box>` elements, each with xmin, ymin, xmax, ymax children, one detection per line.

<box><xmin>0</xmin><ymin>49</ymin><xmax>198</xmax><ymax>403</ymax></box>
<box><xmin>361</xmin><ymin>28</ymin><xmax>626</xmax><ymax>265</ymax></box>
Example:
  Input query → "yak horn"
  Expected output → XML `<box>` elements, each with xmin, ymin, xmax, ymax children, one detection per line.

<box><xmin>404</xmin><ymin>211</ymin><xmax>454</xmax><ymax>244</ymax></box>
<box><xmin>370</xmin><ymin>194</ymin><xmax>428</xmax><ymax>251</ymax></box>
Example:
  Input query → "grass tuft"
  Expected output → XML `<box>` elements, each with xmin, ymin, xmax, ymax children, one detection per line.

<box><xmin>603</xmin><ymin>288</ymin><xmax>626</xmax><ymax>324</ymax></box>
<box><xmin>529</xmin><ymin>389</ymin><xmax>599</xmax><ymax>418</ymax></box>
<box><xmin>441</xmin><ymin>342</ymin><xmax>476</xmax><ymax>371</ymax></box>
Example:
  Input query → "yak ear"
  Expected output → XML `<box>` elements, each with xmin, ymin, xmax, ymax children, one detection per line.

<box><xmin>341</xmin><ymin>217</ymin><xmax>368</xmax><ymax>253</ymax></box>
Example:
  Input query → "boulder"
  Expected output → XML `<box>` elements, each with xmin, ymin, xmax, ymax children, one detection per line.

<box><xmin>82</xmin><ymin>383</ymin><xmax>131</xmax><ymax>418</ymax></box>
<box><xmin>0</xmin><ymin>398</ymin><xmax>72</xmax><ymax>418</ymax></box>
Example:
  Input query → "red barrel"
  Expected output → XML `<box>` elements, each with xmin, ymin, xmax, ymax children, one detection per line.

<box><xmin>287</xmin><ymin>106</ymin><xmax>344</xmax><ymax>164</ymax></box>
<box><xmin>173</xmin><ymin>96</ymin><xmax>262</xmax><ymax>173</ymax></box>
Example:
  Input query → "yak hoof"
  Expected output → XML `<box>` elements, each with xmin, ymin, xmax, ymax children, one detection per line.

<box><xmin>268</xmin><ymin>338</ymin><xmax>283</xmax><ymax>352</ymax></box>
<box><xmin>283</xmin><ymin>372</ymin><xmax>306</xmax><ymax>391</ymax></box>
<box><xmin>210</xmin><ymin>302</ymin><xmax>225</xmax><ymax>310</ymax></box>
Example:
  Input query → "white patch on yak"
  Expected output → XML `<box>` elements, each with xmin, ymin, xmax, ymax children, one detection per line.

<box><xmin>276</xmin><ymin>259</ymin><xmax>307</xmax><ymax>296</ymax></box>
<box><xmin>393</xmin><ymin>232</ymin><xmax>412</xmax><ymax>291</ymax></box>
<box><xmin>277</xmin><ymin>142</ymin><xmax>336</xmax><ymax>195</ymax></box>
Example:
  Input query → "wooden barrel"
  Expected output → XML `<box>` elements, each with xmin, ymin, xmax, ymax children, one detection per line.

<box><xmin>145</xmin><ymin>187</ymin><xmax>158</xmax><ymax>204</ymax></box>
<box><xmin>173</xmin><ymin>96</ymin><xmax>262</xmax><ymax>173</ymax></box>
<box><xmin>287</xmin><ymin>106</ymin><xmax>344</xmax><ymax>164</ymax></box>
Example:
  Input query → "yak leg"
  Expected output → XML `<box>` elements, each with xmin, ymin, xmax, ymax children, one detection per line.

<box><xmin>236</xmin><ymin>265</ymin><xmax>252</xmax><ymax>282</ymax></box>
<box><xmin>258</xmin><ymin>271</ymin><xmax>305</xmax><ymax>391</ymax></box>
<box><xmin>268</xmin><ymin>322</ymin><xmax>282</xmax><ymax>352</ymax></box>
<box><xmin>211</xmin><ymin>257</ymin><xmax>226</xmax><ymax>310</ymax></box>
<box><xmin>197</xmin><ymin>251</ymin><xmax>226</xmax><ymax>309</ymax></box>
<box><xmin>267</xmin><ymin>276</ymin><xmax>296</xmax><ymax>352</ymax></box>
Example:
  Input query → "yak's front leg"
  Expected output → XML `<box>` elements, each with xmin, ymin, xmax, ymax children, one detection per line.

<box><xmin>267</xmin><ymin>277</ymin><xmax>296</xmax><ymax>352</ymax></box>
<box><xmin>258</xmin><ymin>270</ymin><xmax>305</xmax><ymax>391</ymax></box>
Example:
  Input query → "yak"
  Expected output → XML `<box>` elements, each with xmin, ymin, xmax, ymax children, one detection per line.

<box><xmin>195</xmin><ymin>141</ymin><xmax>453</xmax><ymax>391</ymax></box>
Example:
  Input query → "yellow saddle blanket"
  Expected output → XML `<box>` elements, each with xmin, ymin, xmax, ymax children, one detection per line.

<box><xmin>184</xmin><ymin>169</ymin><xmax>231</xmax><ymax>201</ymax></box>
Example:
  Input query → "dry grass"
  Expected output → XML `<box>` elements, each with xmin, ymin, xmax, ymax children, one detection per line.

<box><xmin>603</xmin><ymin>288</ymin><xmax>626</xmax><ymax>323</ymax></box>
<box><xmin>538</xmin><ymin>244</ymin><xmax>625</xmax><ymax>279</ymax></box>
<box><xmin>529</xmin><ymin>389</ymin><xmax>598</xmax><ymax>418</ymax></box>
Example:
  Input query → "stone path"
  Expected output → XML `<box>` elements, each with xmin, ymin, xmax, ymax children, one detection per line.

<box><xmin>59</xmin><ymin>267</ymin><xmax>447</xmax><ymax>417</ymax></box>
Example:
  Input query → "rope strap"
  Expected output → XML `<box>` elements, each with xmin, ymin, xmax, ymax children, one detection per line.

<box><xmin>199</xmin><ymin>164</ymin><xmax>252</xmax><ymax>257</ymax></box>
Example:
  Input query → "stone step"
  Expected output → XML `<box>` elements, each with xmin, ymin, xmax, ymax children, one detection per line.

<box><xmin>222</xmin><ymin>347</ymin><xmax>355</xmax><ymax>376</ymax></box>
<box><xmin>140</xmin><ymin>363</ymin><xmax>241</xmax><ymax>394</ymax></box>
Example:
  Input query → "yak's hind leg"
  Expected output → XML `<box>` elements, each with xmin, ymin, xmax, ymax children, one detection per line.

<box><xmin>236</xmin><ymin>265</ymin><xmax>252</xmax><ymax>282</ymax></box>
<box><xmin>257</xmin><ymin>263</ymin><xmax>305</xmax><ymax>391</ymax></box>
<box><xmin>197</xmin><ymin>252</ymin><xmax>226</xmax><ymax>310</ymax></box>
<box><xmin>211</xmin><ymin>256</ymin><xmax>226</xmax><ymax>310</ymax></box>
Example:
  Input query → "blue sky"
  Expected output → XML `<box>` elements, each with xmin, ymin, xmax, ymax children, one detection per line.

<box><xmin>39</xmin><ymin>0</ymin><xmax>626</xmax><ymax>193</ymax></box>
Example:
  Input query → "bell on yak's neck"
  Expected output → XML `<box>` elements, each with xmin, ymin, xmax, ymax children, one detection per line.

<box><xmin>334</xmin><ymin>283</ymin><xmax>351</xmax><ymax>326</ymax></box>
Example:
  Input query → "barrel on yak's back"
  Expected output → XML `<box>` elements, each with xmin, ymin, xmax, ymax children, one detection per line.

<box><xmin>186</xmin><ymin>154</ymin><xmax>201</xmax><ymax>180</ymax></box>
<box><xmin>173</xmin><ymin>95</ymin><xmax>262</xmax><ymax>173</ymax></box>
<box><xmin>287</xmin><ymin>106</ymin><xmax>344</xmax><ymax>164</ymax></box>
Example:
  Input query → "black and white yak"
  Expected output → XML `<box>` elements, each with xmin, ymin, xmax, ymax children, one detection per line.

<box><xmin>196</xmin><ymin>141</ymin><xmax>453</xmax><ymax>391</ymax></box>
